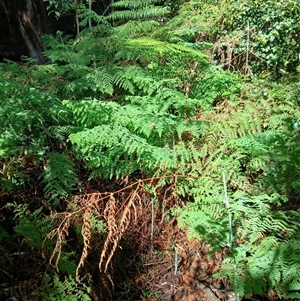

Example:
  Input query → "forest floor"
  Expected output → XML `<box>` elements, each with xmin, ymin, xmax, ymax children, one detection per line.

<box><xmin>131</xmin><ymin>220</ymin><xmax>231</xmax><ymax>301</ymax></box>
<box><xmin>107</xmin><ymin>195</ymin><xmax>274</xmax><ymax>301</ymax></box>
<box><xmin>0</xmin><ymin>181</ymin><xmax>278</xmax><ymax>301</ymax></box>
<box><xmin>120</xmin><ymin>219</ymin><xmax>273</xmax><ymax>301</ymax></box>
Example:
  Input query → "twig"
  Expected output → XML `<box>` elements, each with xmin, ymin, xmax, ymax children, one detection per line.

<box><xmin>245</xmin><ymin>21</ymin><xmax>252</xmax><ymax>76</ymax></box>
<box><xmin>198</xmin><ymin>282</ymin><xmax>220</xmax><ymax>301</ymax></box>
<box><xmin>150</xmin><ymin>197</ymin><xmax>154</xmax><ymax>252</ymax></box>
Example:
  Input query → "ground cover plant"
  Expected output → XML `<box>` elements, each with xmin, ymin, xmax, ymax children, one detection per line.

<box><xmin>1</xmin><ymin>0</ymin><xmax>300</xmax><ymax>300</ymax></box>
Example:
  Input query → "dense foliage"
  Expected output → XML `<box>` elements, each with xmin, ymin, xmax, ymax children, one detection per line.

<box><xmin>1</xmin><ymin>0</ymin><xmax>300</xmax><ymax>300</ymax></box>
<box><xmin>219</xmin><ymin>0</ymin><xmax>300</xmax><ymax>75</ymax></box>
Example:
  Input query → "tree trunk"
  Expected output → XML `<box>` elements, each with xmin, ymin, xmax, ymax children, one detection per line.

<box><xmin>0</xmin><ymin>0</ymin><xmax>48</xmax><ymax>63</ymax></box>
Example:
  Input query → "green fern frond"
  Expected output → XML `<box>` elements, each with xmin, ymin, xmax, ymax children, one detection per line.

<box><xmin>65</xmin><ymin>68</ymin><xmax>114</xmax><ymax>97</ymax></box>
<box><xmin>61</xmin><ymin>54</ymin><xmax>206</xmax><ymax>138</ymax></box>
<box><xmin>126</xmin><ymin>38</ymin><xmax>209</xmax><ymax>60</ymax></box>
<box><xmin>43</xmin><ymin>274</ymin><xmax>91</xmax><ymax>301</ymax></box>
<box><xmin>63</xmin><ymin>99</ymin><xmax>109</xmax><ymax>127</ymax></box>
<box><xmin>112</xmin><ymin>68</ymin><xmax>135</xmax><ymax>94</ymax></box>
<box><xmin>72</xmin><ymin>35</ymin><xmax>118</xmax><ymax>64</ymax></box>
<box><xmin>108</xmin><ymin>0</ymin><xmax>169</xmax><ymax>21</ymax></box>
<box><xmin>57</xmin><ymin>252</ymin><xmax>78</xmax><ymax>277</ymax></box>
<box><xmin>285</xmin><ymin>292</ymin><xmax>300</xmax><ymax>299</ymax></box>
<box><xmin>177</xmin><ymin>207</ymin><xmax>228</xmax><ymax>250</ymax></box>
<box><xmin>108</xmin><ymin>7</ymin><xmax>169</xmax><ymax>21</ymax></box>
<box><xmin>69</xmin><ymin>125</ymin><xmax>179</xmax><ymax>179</ymax></box>
<box><xmin>12</xmin><ymin>205</ymin><xmax>55</xmax><ymax>251</ymax></box>
<box><xmin>77</xmin><ymin>7</ymin><xmax>109</xmax><ymax>27</ymax></box>
<box><xmin>40</xmin><ymin>152</ymin><xmax>77</xmax><ymax>204</ymax></box>
<box><xmin>44</xmin><ymin>44</ymin><xmax>80</xmax><ymax>65</ymax></box>
<box><xmin>0</xmin><ymin>74</ymin><xmax>66</xmax><ymax>160</ymax></box>
<box><xmin>221</xmin><ymin>192</ymin><xmax>300</xmax><ymax>297</ymax></box>
<box><xmin>114</xmin><ymin>20</ymin><xmax>159</xmax><ymax>38</ymax></box>
<box><xmin>285</xmin><ymin>281</ymin><xmax>300</xmax><ymax>292</ymax></box>
<box><xmin>111</xmin><ymin>0</ymin><xmax>163</xmax><ymax>9</ymax></box>
<box><xmin>47</xmin><ymin>126</ymin><xmax>74</xmax><ymax>143</ymax></box>
<box><xmin>155</xmin><ymin>0</ymin><xmax>223</xmax><ymax>44</ymax></box>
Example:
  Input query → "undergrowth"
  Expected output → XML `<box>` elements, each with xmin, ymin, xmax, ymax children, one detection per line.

<box><xmin>1</xmin><ymin>0</ymin><xmax>300</xmax><ymax>300</ymax></box>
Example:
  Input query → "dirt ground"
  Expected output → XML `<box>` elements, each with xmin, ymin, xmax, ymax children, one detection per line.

<box><xmin>0</xmin><ymin>186</ymin><xmax>276</xmax><ymax>301</ymax></box>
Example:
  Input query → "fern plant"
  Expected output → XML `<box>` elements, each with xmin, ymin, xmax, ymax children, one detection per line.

<box><xmin>21</xmin><ymin>13</ymin><xmax>245</xmax><ymax>288</ymax></box>
<box><xmin>108</xmin><ymin>0</ymin><xmax>170</xmax><ymax>22</ymax></box>
<box><xmin>39</xmin><ymin>23</ymin><xmax>220</xmax><ymax>182</ymax></box>
<box><xmin>3</xmin><ymin>2</ymin><xmax>300</xmax><ymax>300</ymax></box>
<box><xmin>0</xmin><ymin>63</ymin><xmax>71</xmax><ymax>192</ymax></box>
<box><xmin>43</xmin><ymin>274</ymin><xmax>91</xmax><ymax>301</ymax></box>
<box><xmin>214</xmin><ymin>191</ymin><xmax>300</xmax><ymax>299</ymax></box>
<box><xmin>153</xmin><ymin>0</ymin><xmax>227</xmax><ymax>44</ymax></box>
<box><xmin>175</xmin><ymin>78</ymin><xmax>300</xmax><ymax>299</ymax></box>
<box><xmin>11</xmin><ymin>204</ymin><xmax>56</xmax><ymax>252</ymax></box>
<box><xmin>232</xmin><ymin>81</ymin><xmax>300</xmax><ymax>196</ymax></box>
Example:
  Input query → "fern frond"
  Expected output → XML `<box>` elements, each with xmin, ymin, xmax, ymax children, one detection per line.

<box><xmin>43</xmin><ymin>274</ymin><xmax>91</xmax><ymax>301</ymax></box>
<box><xmin>47</xmin><ymin>126</ymin><xmax>74</xmax><ymax>144</ymax></box>
<box><xmin>77</xmin><ymin>7</ymin><xmax>109</xmax><ymax>27</ymax></box>
<box><xmin>108</xmin><ymin>0</ymin><xmax>169</xmax><ymax>21</ymax></box>
<box><xmin>285</xmin><ymin>281</ymin><xmax>300</xmax><ymax>292</ymax></box>
<box><xmin>114</xmin><ymin>20</ymin><xmax>159</xmax><ymax>38</ymax></box>
<box><xmin>152</xmin><ymin>0</ymin><xmax>226</xmax><ymax>45</ymax></box>
<box><xmin>40</xmin><ymin>152</ymin><xmax>77</xmax><ymax>205</ymax></box>
<box><xmin>111</xmin><ymin>0</ymin><xmax>163</xmax><ymax>9</ymax></box>
<box><xmin>126</xmin><ymin>38</ymin><xmax>209</xmax><ymax>60</ymax></box>
<box><xmin>0</xmin><ymin>74</ymin><xmax>66</xmax><ymax>160</ymax></box>
<box><xmin>69</xmin><ymin>125</ymin><xmax>179</xmax><ymax>179</ymax></box>
<box><xmin>12</xmin><ymin>204</ymin><xmax>55</xmax><ymax>251</ymax></box>
<box><xmin>108</xmin><ymin>7</ymin><xmax>169</xmax><ymax>21</ymax></box>
<box><xmin>112</xmin><ymin>69</ymin><xmax>135</xmax><ymax>94</ymax></box>
<box><xmin>65</xmin><ymin>68</ymin><xmax>114</xmax><ymax>97</ymax></box>
<box><xmin>57</xmin><ymin>252</ymin><xmax>78</xmax><ymax>276</ymax></box>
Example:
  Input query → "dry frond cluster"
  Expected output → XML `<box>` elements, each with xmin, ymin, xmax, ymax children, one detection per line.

<box><xmin>211</xmin><ymin>35</ymin><xmax>253</xmax><ymax>75</ymax></box>
<box><xmin>48</xmin><ymin>181</ymin><xmax>162</xmax><ymax>277</ymax></box>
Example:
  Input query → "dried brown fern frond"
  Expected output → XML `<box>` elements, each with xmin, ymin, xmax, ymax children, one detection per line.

<box><xmin>99</xmin><ymin>188</ymin><xmax>143</xmax><ymax>272</ymax></box>
<box><xmin>46</xmin><ymin>192</ymin><xmax>106</xmax><ymax>275</ymax></box>
<box><xmin>211</xmin><ymin>34</ymin><xmax>252</xmax><ymax>74</ymax></box>
<box><xmin>48</xmin><ymin>214</ymin><xmax>71</xmax><ymax>269</ymax></box>
<box><xmin>77</xmin><ymin>205</ymin><xmax>92</xmax><ymax>275</ymax></box>
<box><xmin>47</xmin><ymin>176</ymin><xmax>179</xmax><ymax>280</ymax></box>
<box><xmin>75</xmin><ymin>193</ymin><xmax>106</xmax><ymax>277</ymax></box>
<box><xmin>99</xmin><ymin>193</ymin><xmax>118</xmax><ymax>273</ymax></box>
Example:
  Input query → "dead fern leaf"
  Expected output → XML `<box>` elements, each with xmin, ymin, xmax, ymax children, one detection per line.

<box><xmin>99</xmin><ymin>190</ymin><xmax>142</xmax><ymax>272</ymax></box>
<box><xmin>76</xmin><ymin>205</ymin><xmax>92</xmax><ymax>276</ymax></box>
<box><xmin>99</xmin><ymin>193</ymin><xmax>118</xmax><ymax>272</ymax></box>
<box><xmin>49</xmin><ymin>214</ymin><xmax>71</xmax><ymax>269</ymax></box>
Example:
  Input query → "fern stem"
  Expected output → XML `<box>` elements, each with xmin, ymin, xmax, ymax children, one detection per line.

<box><xmin>88</xmin><ymin>0</ymin><xmax>92</xmax><ymax>30</ymax></box>
<box><xmin>222</xmin><ymin>172</ymin><xmax>234</xmax><ymax>249</ymax></box>
<box><xmin>150</xmin><ymin>197</ymin><xmax>154</xmax><ymax>253</ymax></box>
<box><xmin>222</xmin><ymin>171</ymin><xmax>239</xmax><ymax>301</ymax></box>
<box><xmin>245</xmin><ymin>21</ymin><xmax>251</xmax><ymax>76</ymax></box>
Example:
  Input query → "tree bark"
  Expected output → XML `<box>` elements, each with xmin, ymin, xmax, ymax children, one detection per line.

<box><xmin>0</xmin><ymin>0</ymin><xmax>48</xmax><ymax>63</ymax></box>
